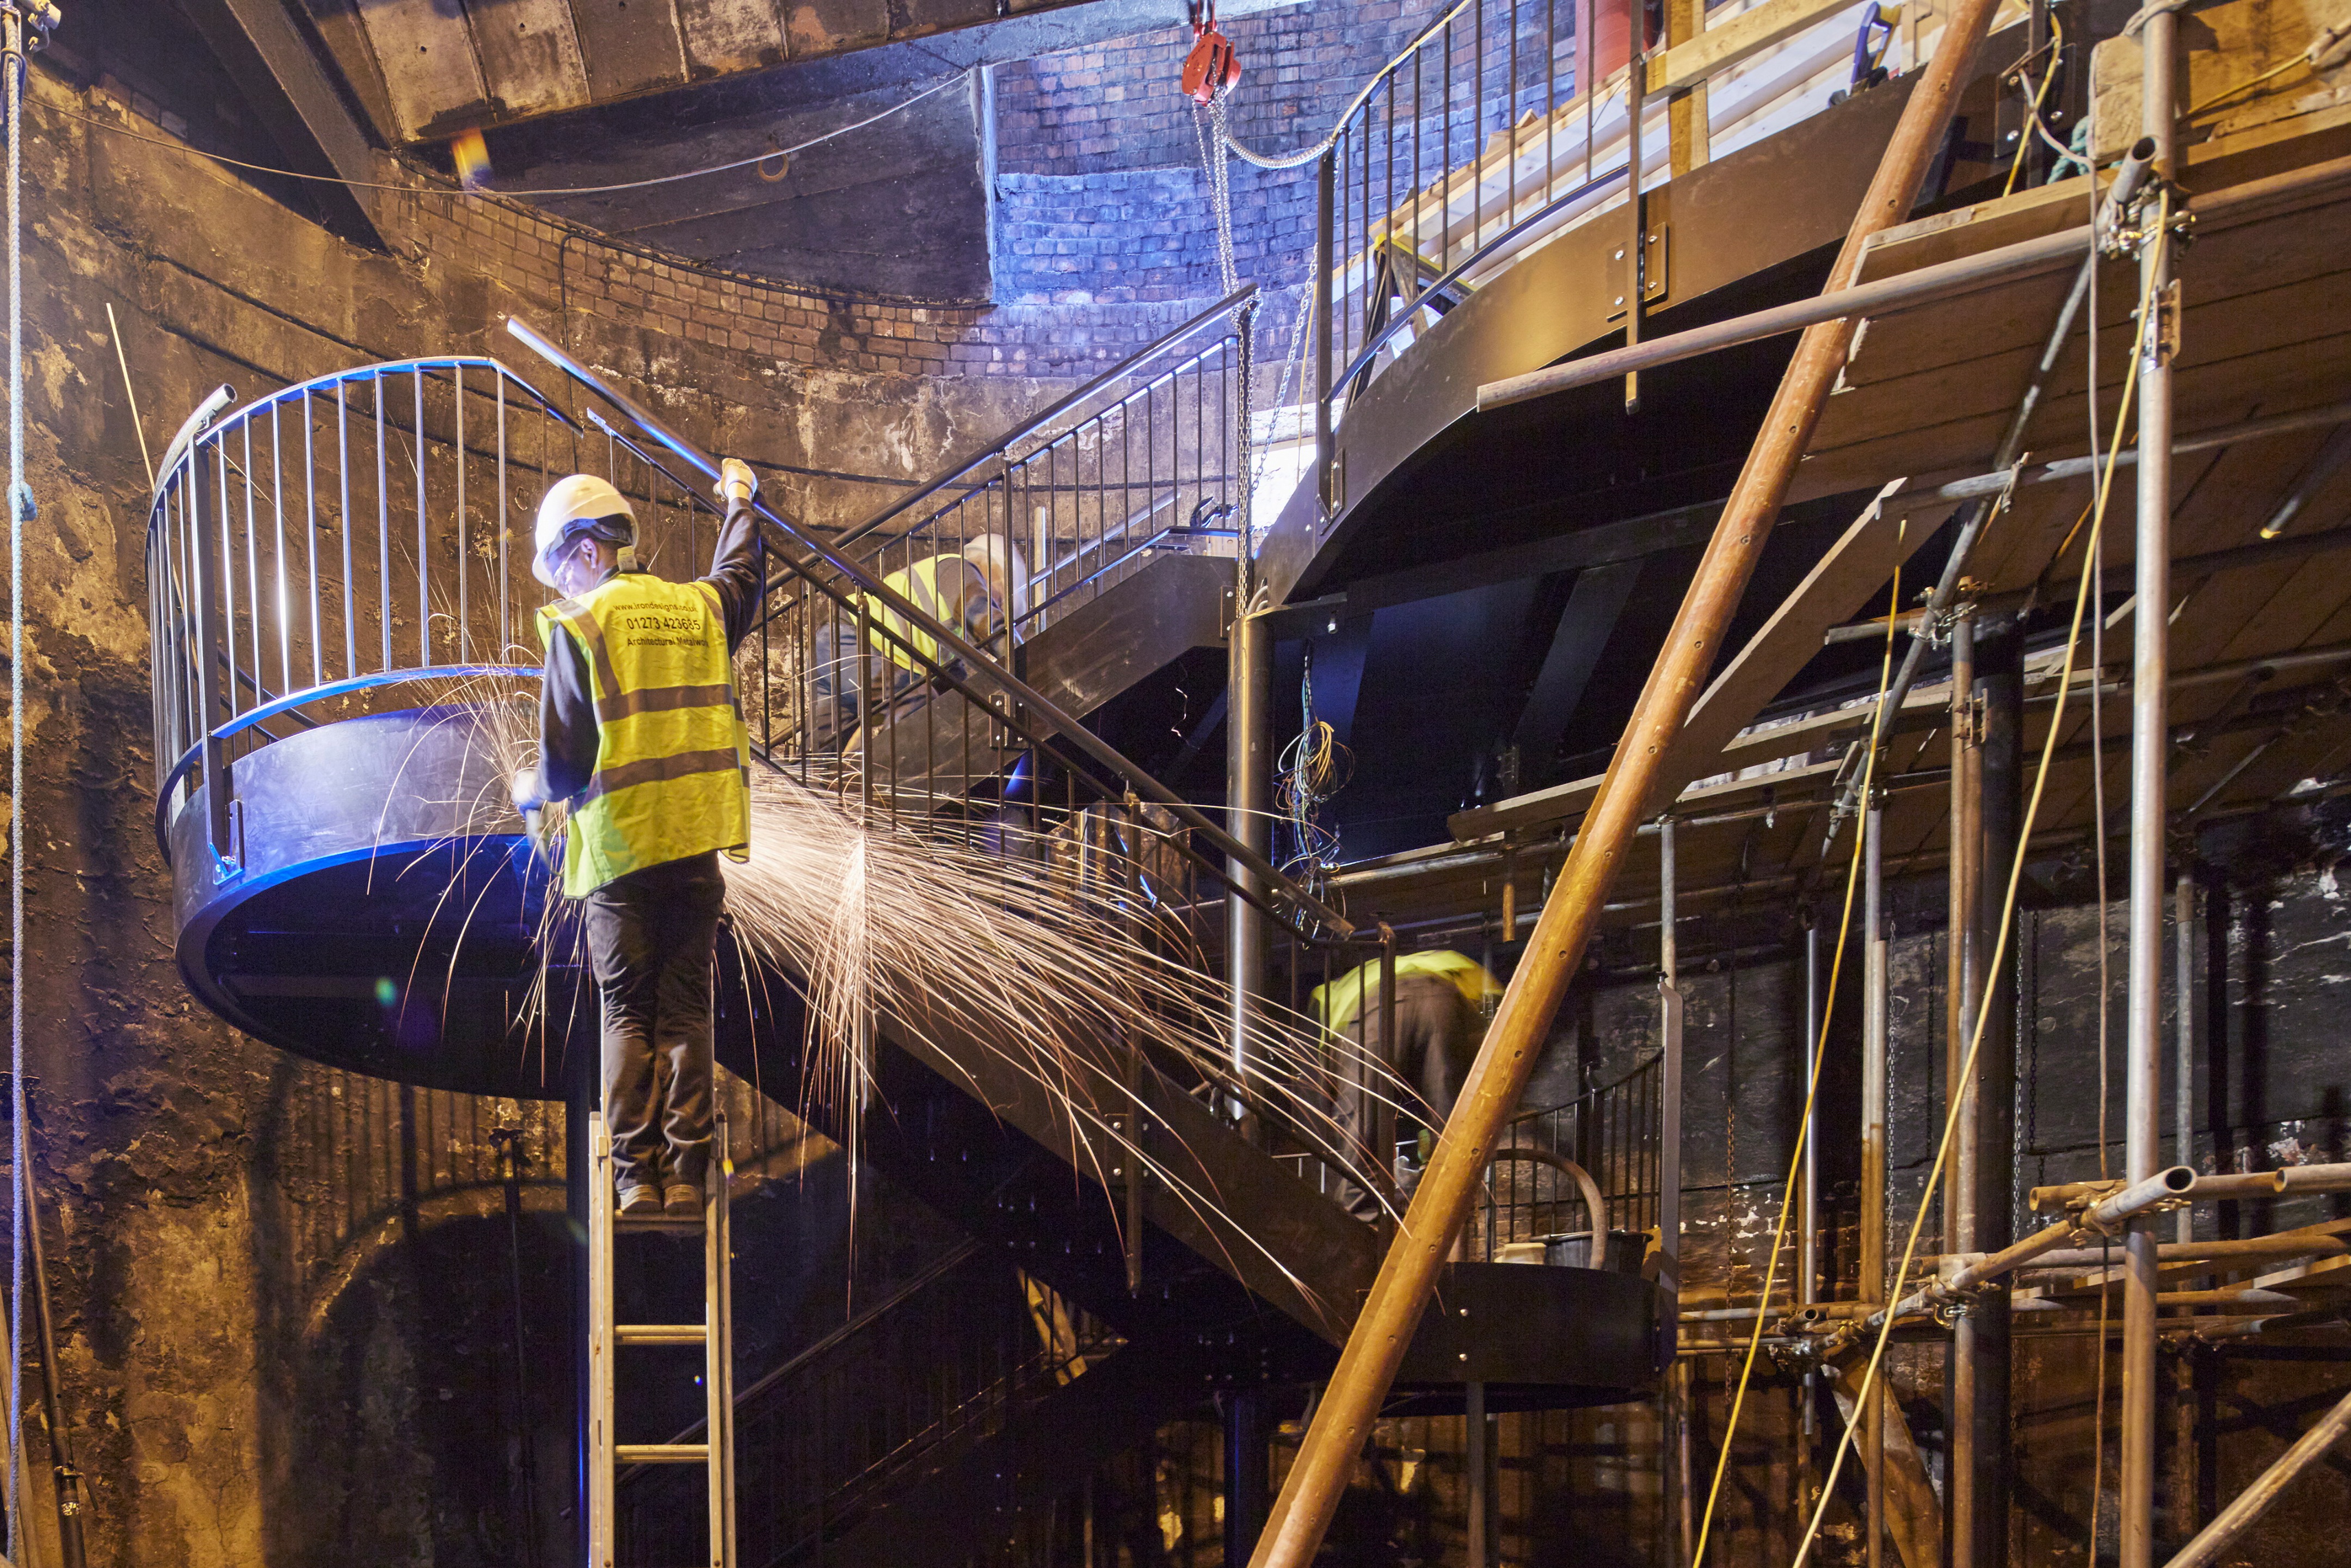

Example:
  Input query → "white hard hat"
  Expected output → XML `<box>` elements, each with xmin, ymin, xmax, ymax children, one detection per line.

<box><xmin>533</xmin><ymin>474</ymin><xmax>636</xmax><ymax>588</ymax></box>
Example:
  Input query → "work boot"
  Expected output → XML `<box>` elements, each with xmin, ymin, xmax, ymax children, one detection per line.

<box><xmin>663</xmin><ymin>1181</ymin><xmax>702</xmax><ymax>1217</ymax></box>
<box><xmin>618</xmin><ymin>1184</ymin><xmax>662</xmax><ymax>1216</ymax></box>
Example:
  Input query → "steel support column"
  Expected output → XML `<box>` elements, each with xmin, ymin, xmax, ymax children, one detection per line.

<box><xmin>1863</xmin><ymin>792</ymin><xmax>1889</xmax><ymax>1568</ymax></box>
<box><xmin>1227</xmin><ymin>595</ymin><xmax>1272</xmax><ymax>1132</ymax></box>
<box><xmin>2121</xmin><ymin>15</ymin><xmax>2180</xmax><ymax>1566</ymax></box>
<box><xmin>1223</xmin><ymin>1390</ymin><xmax>1269</xmax><ymax>1566</ymax></box>
<box><xmin>1954</xmin><ymin>618</ymin><xmax>2021</xmax><ymax>1568</ymax></box>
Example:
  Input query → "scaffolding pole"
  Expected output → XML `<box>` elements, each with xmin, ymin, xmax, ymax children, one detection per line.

<box><xmin>1241</xmin><ymin>0</ymin><xmax>2006</xmax><ymax>1553</ymax></box>
<box><xmin>2121</xmin><ymin>11</ymin><xmax>2179</xmax><ymax>1566</ymax></box>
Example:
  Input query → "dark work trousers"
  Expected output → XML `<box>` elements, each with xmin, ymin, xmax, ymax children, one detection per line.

<box><xmin>582</xmin><ymin>850</ymin><xmax>727</xmax><ymax>1196</ymax></box>
<box><xmin>1331</xmin><ymin>972</ymin><xmax>1483</xmax><ymax>1220</ymax></box>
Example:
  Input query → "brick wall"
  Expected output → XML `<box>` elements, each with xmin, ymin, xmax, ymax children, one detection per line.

<box><xmin>986</xmin><ymin>0</ymin><xmax>1577</xmax><ymax>305</ymax></box>
<box><xmin>992</xmin><ymin>2</ymin><xmax>1450</xmax><ymax>178</ymax></box>
<box><xmin>393</xmin><ymin>182</ymin><xmax>1197</xmax><ymax>381</ymax></box>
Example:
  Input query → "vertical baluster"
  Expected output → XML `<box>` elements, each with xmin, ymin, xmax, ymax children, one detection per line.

<box><xmin>339</xmin><ymin>385</ymin><xmax>354</xmax><ymax>678</ymax></box>
<box><xmin>272</xmin><ymin>401</ymin><xmax>290</xmax><ymax>694</ymax></box>
<box><xmin>496</xmin><ymin>374</ymin><xmax>509</xmax><ymax>656</ymax></box>
<box><xmin>216</xmin><ymin>428</ymin><xmax>239</xmax><ymax>724</ymax></box>
<box><xmin>375</xmin><ymin>372</ymin><xmax>391</xmax><ymax>673</ymax></box>
<box><xmin>415</xmin><ymin>369</ymin><xmax>429</xmax><ymax>667</ymax></box>
<box><xmin>242</xmin><ymin>419</ymin><xmax>261</xmax><ymax>702</ymax></box>
<box><xmin>455</xmin><ymin>364</ymin><xmax>467</xmax><ymax>664</ymax></box>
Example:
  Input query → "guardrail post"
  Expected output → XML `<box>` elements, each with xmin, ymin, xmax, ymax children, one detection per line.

<box><xmin>1227</xmin><ymin>571</ymin><xmax>1272</xmax><ymax>1137</ymax></box>
<box><xmin>1314</xmin><ymin>150</ymin><xmax>1336</xmax><ymax>523</ymax></box>
<box><xmin>189</xmin><ymin>443</ymin><xmax>233</xmax><ymax>868</ymax></box>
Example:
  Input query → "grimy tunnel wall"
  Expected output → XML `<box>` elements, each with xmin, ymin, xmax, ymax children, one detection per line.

<box><xmin>4</xmin><ymin>63</ymin><xmax>1168</xmax><ymax>1564</ymax></box>
<box><xmin>16</xmin><ymin>32</ymin><xmax>2351</xmax><ymax>1568</ymax></box>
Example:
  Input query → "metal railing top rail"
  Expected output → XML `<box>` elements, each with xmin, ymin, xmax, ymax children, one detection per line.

<box><xmin>1308</xmin><ymin>0</ymin><xmax>1952</xmax><ymax>431</ymax></box>
<box><xmin>828</xmin><ymin>283</ymin><xmax>1258</xmax><ymax>554</ymax></box>
<box><xmin>144</xmin><ymin>355</ymin><xmax>595</xmax><ymax>867</ymax></box>
<box><xmin>141</xmin><ymin>355</ymin><xmax>582</xmax><ymax>539</ymax></box>
<box><xmin>590</xmin><ymin>410</ymin><xmax>1331</xmax><ymax>945</ymax></box>
<box><xmin>506</xmin><ymin>316</ymin><xmax>1353</xmax><ymax>939</ymax></box>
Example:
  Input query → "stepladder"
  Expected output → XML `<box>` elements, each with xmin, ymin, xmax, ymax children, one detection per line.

<box><xmin>587</xmin><ymin>1111</ymin><xmax>736</xmax><ymax>1568</ymax></box>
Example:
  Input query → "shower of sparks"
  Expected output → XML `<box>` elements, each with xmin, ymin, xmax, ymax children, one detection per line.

<box><xmin>414</xmin><ymin>672</ymin><xmax>1423</xmax><ymax>1321</ymax></box>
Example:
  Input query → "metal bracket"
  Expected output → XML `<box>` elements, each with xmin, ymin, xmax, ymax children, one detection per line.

<box><xmin>208</xmin><ymin>798</ymin><xmax>245</xmax><ymax>884</ymax></box>
<box><xmin>1605</xmin><ymin>229</ymin><xmax>1670</xmax><ymax>320</ymax></box>
<box><xmin>2150</xmin><ymin>277</ymin><xmax>2183</xmax><ymax>368</ymax></box>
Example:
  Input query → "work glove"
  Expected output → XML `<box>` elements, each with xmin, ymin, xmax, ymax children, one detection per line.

<box><xmin>510</xmin><ymin>767</ymin><xmax>545</xmax><ymax>816</ymax></box>
<box><xmin>717</xmin><ymin>458</ymin><xmax>759</xmax><ymax>505</ymax></box>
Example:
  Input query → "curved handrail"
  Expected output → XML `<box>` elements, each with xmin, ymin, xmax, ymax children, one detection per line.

<box><xmin>141</xmin><ymin>354</ymin><xmax>581</xmax><ymax>542</ymax></box>
<box><xmin>151</xmin><ymin>664</ymin><xmax>540</xmax><ymax>861</ymax></box>
<box><xmin>509</xmin><ymin>316</ymin><xmax>1354</xmax><ymax>939</ymax></box>
<box><xmin>1487</xmin><ymin>1147</ymin><xmax>1610</xmax><ymax>1236</ymax></box>
<box><xmin>827</xmin><ymin>285</ymin><xmax>1257</xmax><ymax>554</ymax></box>
<box><xmin>1330</xmin><ymin>161</ymin><xmax>1631</xmax><ymax>396</ymax></box>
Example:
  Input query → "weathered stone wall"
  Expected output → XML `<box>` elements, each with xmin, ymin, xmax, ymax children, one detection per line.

<box><xmin>7</xmin><ymin>65</ymin><xmax>1037</xmax><ymax>1567</ymax></box>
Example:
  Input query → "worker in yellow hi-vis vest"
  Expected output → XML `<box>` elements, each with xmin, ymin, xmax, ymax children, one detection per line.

<box><xmin>807</xmin><ymin>534</ymin><xmax>1026</xmax><ymax>750</ymax></box>
<box><xmin>511</xmin><ymin>461</ymin><xmax>763</xmax><ymax>1216</ymax></box>
<box><xmin>1313</xmin><ymin>949</ymin><xmax>1501</xmax><ymax>1221</ymax></box>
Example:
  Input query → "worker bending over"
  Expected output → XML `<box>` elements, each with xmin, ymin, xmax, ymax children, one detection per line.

<box><xmin>809</xmin><ymin>534</ymin><xmax>1026</xmax><ymax>748</ymax></box>
<box><xmin>1313</xmin><ymin>949</ymin><xmax>1500</xmax><ymax>1221</ymax></box>
<box><xmin>513</xmin><ymin>462</ymin><xmax>764</xmax><ymax>1215</ymax></box>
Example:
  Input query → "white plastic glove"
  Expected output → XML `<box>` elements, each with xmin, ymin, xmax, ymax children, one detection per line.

<box><xmin>717</xmin><ymin>458</ymin><xmax>758</xmax><ymax>505</ymax></box>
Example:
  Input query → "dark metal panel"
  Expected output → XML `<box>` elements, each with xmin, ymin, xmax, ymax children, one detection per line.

<box><xmin>1263</xmin><ymin>78</ymin><xmax>1925</xmax><ymax>609</ymax></box>
<box><xmin>1396</xmin><ymin>1262</ymin><xmax>1662</xmax><ymax>1390</ymax></box>
<box><xmin>1512</xmin><ymin>558</ymin><xmax>1643</xmax><ymax>770</ymax></box>
<box><xmin>1022</xmin><ymin>553</ymin><xmax>1233</xmax><ymax>721</ymax></box>
<box><xmin>567</xmin><ymin>0</ymin><xmax>688</xmax><ymax>101</ymax></box>
<box><xmin>177</xmin><ymin>0</ymin><xmax>389</xmax><ymax>245</ymax></box>
<box><xmin>460</xmin><ymin>0</ymin><xmax>592</xmax><ymax>121</ymax></box>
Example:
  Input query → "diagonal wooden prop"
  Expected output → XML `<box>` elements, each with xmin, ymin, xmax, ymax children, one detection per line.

<box><xmin>1246</xmin><ymin>0</ymin><xmax>2009</xmax><ymax>1559</ymax></box>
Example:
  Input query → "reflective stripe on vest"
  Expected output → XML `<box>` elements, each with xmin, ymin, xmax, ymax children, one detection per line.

<box><xmin>862</xmin><ymin>554</ymin><xmax>986</xmax><ymax>673</ymax></box>
<box><xmin>1312</xmin><ymin>949</ymin><xmax>1501</xmax><ymax>1036</ymax></box>
<box><xmin>537</xmin><ymin>571</ymin><xmax>750</xmax><ymax>898</ymax></box>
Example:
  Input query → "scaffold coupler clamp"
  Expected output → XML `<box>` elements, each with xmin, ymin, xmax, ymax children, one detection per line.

<box><xmin>0</xmin><ymin>0</ymin><xmax>59</xmax><ymax>76</ymax></box>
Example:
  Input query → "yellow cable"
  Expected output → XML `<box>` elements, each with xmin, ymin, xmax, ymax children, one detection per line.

<box><xmin>1785</xmin><ymin>197</ymin><xmax>2166</xmax><ymax>1568</ymax></box>
<box><xmin>1690</xmin><ymin>515</ymin><xmax>1906</xmax><ymax>1566</ymax></box>
<box><xmin>2186</xmin><ymin>51</ymin><xmax>2313</xmax><ymax>119</ymax></box>
<box><xmin>2003</xmin><ymin>13</ymin><xmax>2065</xmax><ymax>199</ymax></box>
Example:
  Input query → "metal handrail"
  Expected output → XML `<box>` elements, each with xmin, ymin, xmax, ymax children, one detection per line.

<box><xmin>150</xmin><ymin>663</ymin><xmax>539</xmax><ymax>860</ymax></box>
<box><xmin>141</xmin><ymin>355</ymin><xmax>580</xmax><ymax>550</ymax></box>
<box><xmin>508</xmin><ymin>316</ymin><xmax>1354</xmax><ymax>939</ymax></box>
<box><xmin>828</xmin><ymin>284</ymin><xmax>1257</xmax><ymax>552</ymax></box>
<box><xmin>1330</xmin><ymin>160</ymin><xmax>1630</xmax><ymax>395</ymax></box>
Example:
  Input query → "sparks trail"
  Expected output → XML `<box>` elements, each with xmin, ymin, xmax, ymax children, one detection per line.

<box><xmin>418</xmin><ymin>681</ymin><xmax>1430</xmax><ymax>1305</ymax></box>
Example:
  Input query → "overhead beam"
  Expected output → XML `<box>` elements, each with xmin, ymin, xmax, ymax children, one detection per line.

<box><xmin>1512</xmin><ymin>560</ymin><xmax>1644</xmax><ymax>775</ymax></box>
<box><xmin>1448</xmin><ymin>486</ymin><xmax>1952</xmax><ymax>839</ymax></box>
<box><xmin>179</xmin><ymin>0</ymin><xmax>388</xmax><ymax>248</ymax></box>
<box><xmin>1260</xmin><ymin>498</ymin><xmax>1722</xmax><ymax>640</ymax></box>
<box><xmin>1643</xmin><ymin>484</ymin><xmax>1953</xmax><ymax>817</ymax></box>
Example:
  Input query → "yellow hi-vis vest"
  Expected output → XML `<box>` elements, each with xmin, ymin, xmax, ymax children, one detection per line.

<box><xmin>537</xmin><ymin>571</ymin><xmax>751</xmax><ymax>898</ymax></box>
<box><xmin>1312</xmin><ymin>949</ymin><xmax>1501</xmax><ymax>1038</ymax></box>
<box><xmin>863</xmin><ymin>554</ymin><xmax>987</xmax><ymax>674</ymax></box>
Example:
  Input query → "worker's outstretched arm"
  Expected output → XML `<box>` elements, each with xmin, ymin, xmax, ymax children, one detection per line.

<box><xmin>514</xmin><ymin>629</ymin><xmax>598</xmax><ymax>813</ymax></box>
<box><xmin>704</xmin><ymin>457</ymin><xmax>765</xmax><ymax>654</ymax></box>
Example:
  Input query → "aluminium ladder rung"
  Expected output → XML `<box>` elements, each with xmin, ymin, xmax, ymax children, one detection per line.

<box><xmin>617</xmin><ymin>1443</ymin><xmax>712</xmax><ymax>1465</ymax></box>
<box><xmin>588</xmin><ymin>1112</ymin><xmax>736</xmax><ymax>1568</ymax></box>
<box><xmin>617</xmin><ymin>1323</ymin><xmax>708</xmax><ymax>1346</ymax></box>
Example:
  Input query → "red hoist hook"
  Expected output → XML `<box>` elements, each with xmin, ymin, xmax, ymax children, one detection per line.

<box><xmin>1181</xmin><ymin>1</ymin><xmax>1241</xmax><ymax>105</ymax></box>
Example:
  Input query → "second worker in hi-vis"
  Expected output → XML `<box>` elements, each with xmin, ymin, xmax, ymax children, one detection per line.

<box><xmin>512</xmin><ymin>459</ymin><xmax>765</xmax><ymax>1215</ymax></box>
